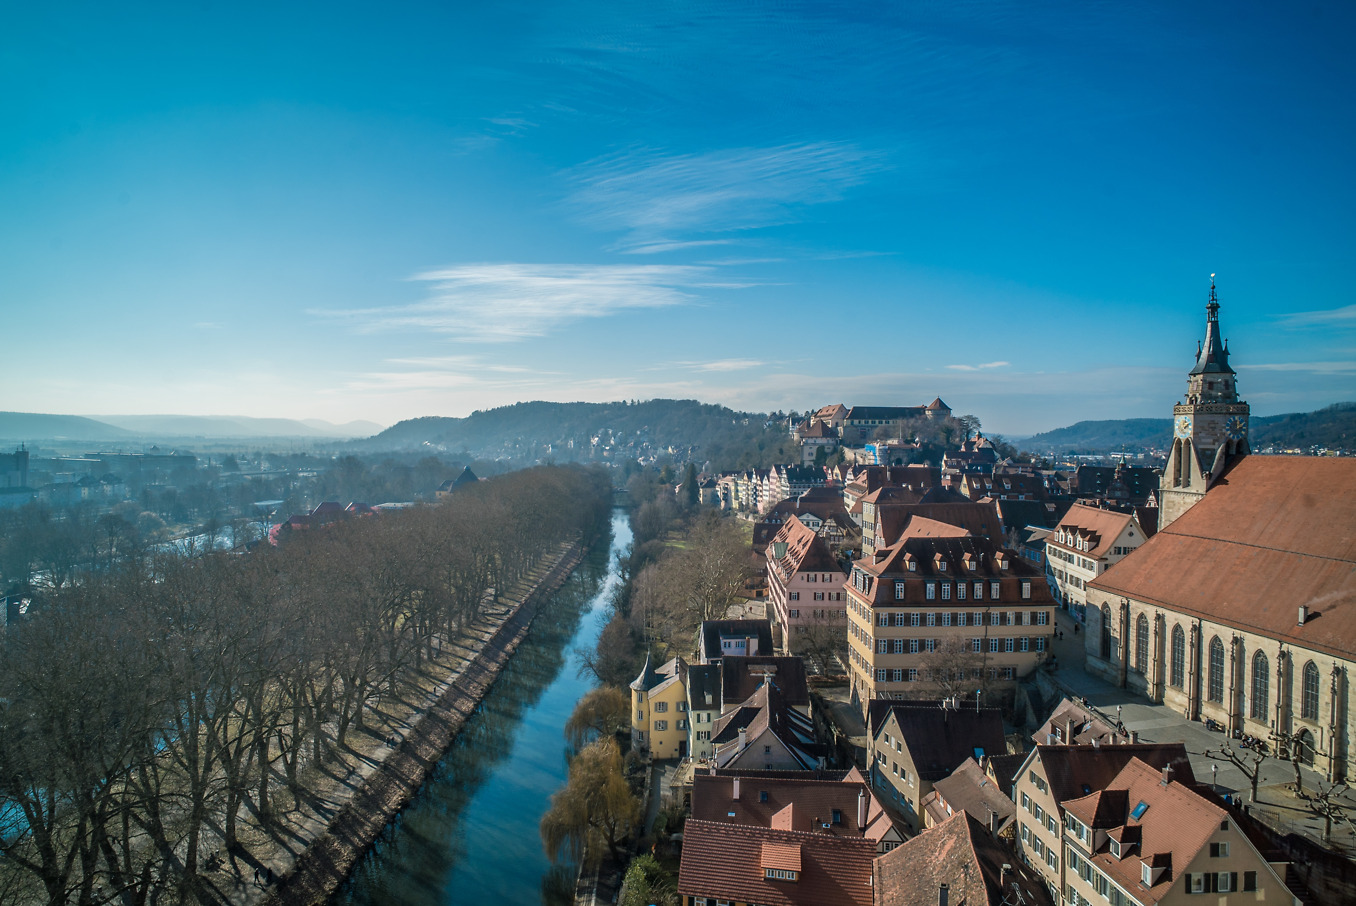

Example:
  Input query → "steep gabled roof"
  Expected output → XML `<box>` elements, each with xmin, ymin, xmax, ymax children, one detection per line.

<box><xmin>875</xmin><ymin>811</ymin><xmax>1053</xmax><ymax>906</ymax></box>
<box><xmin>924</xmin><ymin>757</ymin><xmax>1016</xmax><ymax>832</ymax></box>
<box><xmin>769</xmin><ymin>515</ymin><xmax>843</xmax><ymax>577</ymax></box>
<box><xmin>879</xmin><ymin>704</ymin><xmax>1007</xmax><ymax>783</ymax></box>
<box><xmin>1062</xmin><ymin>758</ymin><xmax>1227</xmax><ymax>904</ymax></box>
<box><xmin>690</xmin><ymin>772</ymin><xmax>898</xmax><ymax>845</ymax></box>
<box><xmin>1031</xmin><ymin>743</ymin><xmax>1195</xmax><ymax>807</ymax></box>
<box><xmin>721</xmin><ymin>656</ymin><xmax>810</xmax><ymax>710</ymax></box>
<box><xmin>1050</xmin><ymin>503</ymin><xmax>1142</xmax><ymax>559</ymax></box>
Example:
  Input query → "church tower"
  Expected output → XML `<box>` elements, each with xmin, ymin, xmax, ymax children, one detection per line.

<box><xmin>1159</xmin><ymin>277</ymin><xmax>1250</xmax><ymax>529</ymax></box>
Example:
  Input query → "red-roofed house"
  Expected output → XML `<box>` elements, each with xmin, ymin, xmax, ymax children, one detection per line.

<box><xmin>766</xmin><ymin>515</ymin><xmax>848</xmax><ymax>657</ymax></box>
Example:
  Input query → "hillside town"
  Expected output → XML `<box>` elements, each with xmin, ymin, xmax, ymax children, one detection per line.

<box><xmin>616</xmin><ymin>290</ymin><xmax>1355</xmax><ymax>906</ymax></box>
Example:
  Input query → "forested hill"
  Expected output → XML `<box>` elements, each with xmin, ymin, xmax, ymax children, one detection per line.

<box><xmin>354</xmin><ymin>399</ymin><xmax>796</xmax><ymax>468</ymax></box>
<box><xmin>1020</xmin><ymin>402</ymin><xmax>1356</xmax><ymax>454</ymax></box>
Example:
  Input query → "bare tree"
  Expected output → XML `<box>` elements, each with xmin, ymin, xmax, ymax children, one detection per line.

<box><xmin>1307</xmin><ymin>781</ymin><xmax>1349</xmax><ymax>843</ymax></box>
<box><xmin>1206</xmin><ymin>743</ymin><xmax>1269</xmax><ymax>802</ymax></box>
<box><xmin>793</xmin><ymin>610</ymin><xmax>849</xmax><ymax>676</ymax></box>
<box><xmin>915</xmin><ymin>637</ymin><xmax>987</xmax><ymax>700</ymax></box>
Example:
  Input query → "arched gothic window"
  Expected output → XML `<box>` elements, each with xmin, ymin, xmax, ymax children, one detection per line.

<box><xmin>1250</xmin><ymin>651</ymin><xmax>1269</xmax><ymax>721</ymax></box>
<box><xmin>1302</xmin><ymin>661</ymin><xmax>1320</xmax><ymax>720</ymax></box>
<box><xmin>1100</xmin><ymin>604</ymin><xmax>1112</xmax><ymax>659</ymax></box>
<box><xmin>1207</xmin><ymin>636</ymin><xmax>1225</xmax><ymax>703</ymax></box>
<box><xmin>1135</xmin><ymin>614</ymin><xmax>1149</xmax><ymax>675</ymax></box>
<box><xmin>1170</xmin><ymin>625</ymin><xmax>1185</xmax><ymax>689</ymax></box>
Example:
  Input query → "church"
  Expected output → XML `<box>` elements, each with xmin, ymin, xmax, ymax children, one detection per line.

<box><xmin>1084</xmin><ymin>281</ymin><xmax>1356</xmax><ymax>782</ymax></box>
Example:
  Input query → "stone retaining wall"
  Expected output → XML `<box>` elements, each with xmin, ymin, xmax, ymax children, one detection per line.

<box><xmin>263</xmin><ymin>543</ymin><xmax>585</xmax><ymax>906</ymax></box>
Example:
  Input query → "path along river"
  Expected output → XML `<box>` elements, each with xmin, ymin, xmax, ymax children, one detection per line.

<box><xmin>334</xmin><ymin>511</ymin><xmax>631</xmax><ymax>906</ymax></box>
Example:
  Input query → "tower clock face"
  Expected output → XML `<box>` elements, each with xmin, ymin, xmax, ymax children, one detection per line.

<box><xmin>1175</xmin><ymin>415</ymin><xmax>1193</xmax><ymax>438</ymax></box>
<box><xmin>1225</xmin><ymin>415</ymin><xmax>1247</xmax><ymax>440</ymax></box>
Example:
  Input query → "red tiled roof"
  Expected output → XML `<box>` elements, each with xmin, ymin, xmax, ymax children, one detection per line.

<box><xmin>874</xmin><ymin>811</ymin><xmax>1053</xmax><ymax>906</ymax></box>
<box><xmin>1031</xmin><ymin>743</ymin><xmax>1195</xmax><ymax>807</ymax></box>
<box><xmin>1062</xmin><ymin>758</ymin><xmax>1226</xmax><ymax>904</ymax></box>
<box><xmin>1091</xmin><ymin>455</ymin><xmax>1356</xmax><ymax>660</ymax></box>
<box><xmin>1050</xmin><ymin>503</ymin><xmax>1141</xmax><ymax>559</ymax></box>
<box><xmin>769</xmin><ymin>515</ymin><xmax>843</xmax><ymax>576</ymax></box>
<box><xmin>691</xmin><ymin>772</ymin><xmax>898</xmax><ymax>844</ymax></box>
<box><xmin>876</xmin><ymin>502</ymin><xmax>1004</xmax><ymax>545</ymax></box>
<box><xmin>678</xmin><ymin>820</ymin><xmax>876</xmax><ymax>906</ymax></box>
<box><xmin>926</xmin><ymin>757</ymin><xmax>1016</xmax><ymax>831</ymax></box>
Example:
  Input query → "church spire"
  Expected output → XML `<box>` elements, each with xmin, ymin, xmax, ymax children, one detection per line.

<box><xmin>1189</xmin><ymin>274</ymin><xmax>1234</xmax><ymax>377</ymax></box>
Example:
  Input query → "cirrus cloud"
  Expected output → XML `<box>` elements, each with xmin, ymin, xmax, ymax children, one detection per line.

<box><xmin>314</xmin><ymin>262</ymin><xmax>728</xmax><ymax>342</ymax></box>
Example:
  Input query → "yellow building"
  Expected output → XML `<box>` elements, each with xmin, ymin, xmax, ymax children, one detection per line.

<box><xmin>630</xmin><ymin>655</ymin><xmax>691</xmax><ymax>759</ymax></box>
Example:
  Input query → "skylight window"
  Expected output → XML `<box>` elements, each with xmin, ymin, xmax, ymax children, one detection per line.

<box><xmin>1130</xmin><ymin>800</ymin><xmax>1149</xmax><ymax>821</ymax></box>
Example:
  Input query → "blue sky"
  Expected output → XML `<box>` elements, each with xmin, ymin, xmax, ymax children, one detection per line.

<box><xmin>3</xmin><ymin>1</ymin><xmax>1353</xmax><ymax>435</ymax></box>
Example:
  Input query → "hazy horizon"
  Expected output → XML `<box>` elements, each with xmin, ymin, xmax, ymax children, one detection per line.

<box><xmin>4</xmin><ymin>2</ymin><xmax>1353</xmax><ymax>436</ymax></box>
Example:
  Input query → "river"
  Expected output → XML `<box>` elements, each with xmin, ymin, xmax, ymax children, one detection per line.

<box><xmin>335</xmin><ymin>510</ymin><xmax>631</xmax><ymax>906</ymax></box>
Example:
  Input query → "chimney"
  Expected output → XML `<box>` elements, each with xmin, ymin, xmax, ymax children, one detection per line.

<box><xmin>938</xmin><ymin>883</ymin><xmax>949</xmax><ymax>906</ymax></box>
<box><xmin>733</xmin><ymin>776</ymin><xmax>741</xmax><ymax>800</ymax></box>
<box><xmin>1130</xmin><ymin>730</ymin><xmax>1139</xmax><ymax>743</ymax></box>
<box><xmin>739</xmin><ymin>727</ymin><xmax>748</xmax><ymax>750</ymax></box>
<box><xmin>1092</xmin><ymin>737</ymin><xmax>1101</xmax><ymax>749</ymax></box>
<box><xmin>1066</xmin><ymin>717</ymin><xmax>1077</xmax><ymax>744</ymax></box>
<box><xmin>1161</xmin><ymin>764</ymin><xmax>1173</xmax><ymax>786</ymax></box>
<box><xmin>988</xmin><ymin>806</ymin><xmax>999</xmax><ymax>835</ymax></box>
<box><xmin>1298</xmin><ymin>605</ymin><xmax>1308</xmax><ymax>626</ymax></box>
<box><xmin>1001</xmin><ymin>864</ymin><xmax>1011</xmax><ymax>888</ymax></box>
<box><xmin>858</xmin><ymin>789</ymin><xmax>868</xmax><ymax>830</ymax></box>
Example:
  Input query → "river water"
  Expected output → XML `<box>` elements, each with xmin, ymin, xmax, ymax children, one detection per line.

<box><xmin>335</xmin><ymin>510</ymin><xmax>631</xmax><ymax>906</ymax></box>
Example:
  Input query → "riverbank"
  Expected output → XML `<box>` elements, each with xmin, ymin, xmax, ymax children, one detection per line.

<box><xmin>215</xmin><ymin>540</ymin><xmax>587</xmax><ymax>906</ymax></box>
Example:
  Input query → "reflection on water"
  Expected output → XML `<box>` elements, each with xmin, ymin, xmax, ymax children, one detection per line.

<box><xmin>335</xmin><ymin>512</ymin><xmax>630</xmax><ymax>906</ymax></box>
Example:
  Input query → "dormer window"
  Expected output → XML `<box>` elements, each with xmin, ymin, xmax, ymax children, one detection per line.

<box><xmin>1141</xmin><ymin>862</ymin><xmax>1153</xmax><ymax>887</ymax></box>
<box><xmin>1110</xmin><ymin>839</ymin><xmax>1122</xmax><ymax>858</ymax></box>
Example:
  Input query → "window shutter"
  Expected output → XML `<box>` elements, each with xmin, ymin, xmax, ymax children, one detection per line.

<box><xmin>1244</xmin><ymin>871</ymin><xmax>1257</xmax><ymax>892</ymax></box>
<box><xmin>1230</xmin><ymin>872</ymin><xmax>1238</xmax><ymax>893</ymax></box>
<box><xmin>1209</xmin><ymin>842</ymin><xmax>1219</xmax><ymax>857</ymax></box>
<box><xmin>1205</xmin><ymin>873</ymin><xmax>1216</xmax><ymax>893</ymax></box>
<box><xmin>1183</xmin><ymin>873</ymin><xmax>1192</xmax><ymax>894</ymax></box>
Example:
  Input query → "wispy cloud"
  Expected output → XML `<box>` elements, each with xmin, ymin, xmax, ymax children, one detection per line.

<box><xmin>627</xmin><ymin>239</ymin><xmax>734</xmax><ymax>255</ymax></box>
<box><xmin>314</xmin><ymin>263</ymin><xmax>722</xmax><ymax>342</ymax></box>
<box><xmin>565</xmin><ymin>142</ymin><xmax>887</xmax><ymax>251</ymax></box>
<box><xmin>1279</xmin><ymin>304</ymin><xmax>1356</xmax><ymax>327</ymax></box>
<box><xmin>1249</xmin><ymin>361</ymin><xmax>1356</xmax><ymax>374</ymax></box>
<box><xmin>945</xmin><ymin>361</ymin><xmax>1011</xmax><ymax>371</ymax></box>
<box><xmin>676</xmin><ymin>358</ymin><xmax>766</xmax><ymax>372</ymax></box>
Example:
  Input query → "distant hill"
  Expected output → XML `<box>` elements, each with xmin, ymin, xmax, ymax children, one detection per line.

<box><xmin>1021</xmin><ymin>403</ymin><xmax>1356</xmax><ymax>454</ymax></box>
<box><xmin>1019</xmin><ymin>418</ymin><xmax>1172</xmax><ymax>453</ymax></box>
<box><xmin>95</xmin><ymin>414</ymin><xmax>384</xmax><ymax>439</ymax></box>
<box><xmin>0</xmin><ymin>411</ymin><xmax>133</xmax><ymax>442</ymax></box>
<box><xmin>356</xmin><ymin>399</ymin><xmax>792</xmax><ymax>468</ymax></box>
<box><xmin>1251</xmin><ymin>402</ymin><xmax>1356</xmax><ymax>450</ymax></box>
<box><xmin>0</xmin><ymin>412</ymin><xmax>384</xmax><ymax>445</ymax></box>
